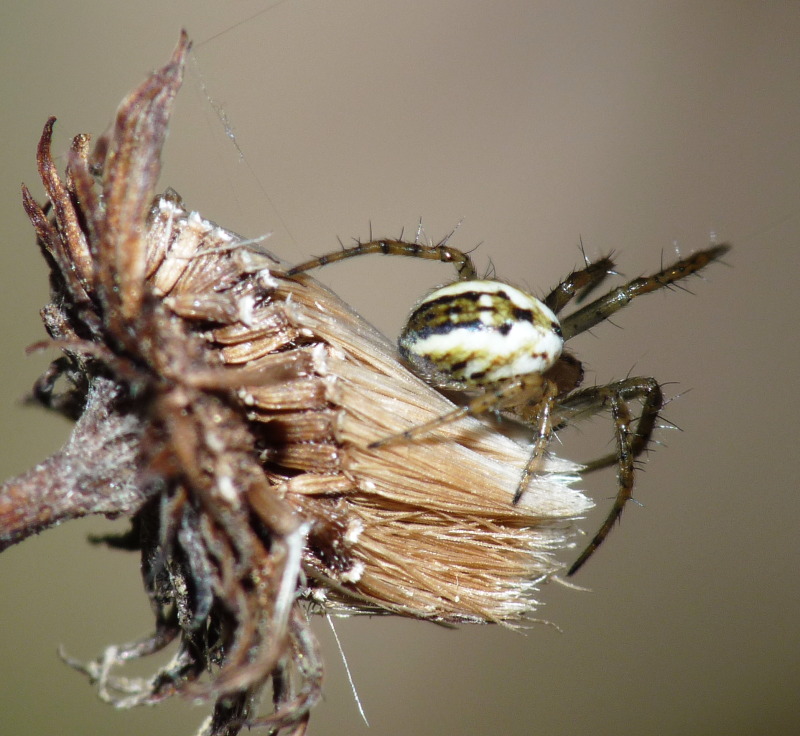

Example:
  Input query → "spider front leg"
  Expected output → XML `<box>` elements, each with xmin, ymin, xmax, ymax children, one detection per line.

<box><xmin>560</xmin><ymin>244</ymin><xmax>730</xmax><ymax>340</ymax></box>
<box><xmin>558</xmin><ymin>376</ymin><xmax>664</xmax><ymax>575</ymax></box>
<box><xmin>543</xmin><ymin>253</ymin><xmax>616</xmax><ymax>315</ymax></box>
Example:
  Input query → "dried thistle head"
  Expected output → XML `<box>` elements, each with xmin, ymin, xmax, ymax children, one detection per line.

<box><xmin>0</xmin><ymin>32</ymin><xmax>589</xmax><ymax>734</ymax></box>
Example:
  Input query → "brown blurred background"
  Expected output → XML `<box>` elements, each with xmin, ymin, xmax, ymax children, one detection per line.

<box><xmin>2</xmin><ymin>2</ymin><xmax>798</xmax><ymax>735</ymax></box>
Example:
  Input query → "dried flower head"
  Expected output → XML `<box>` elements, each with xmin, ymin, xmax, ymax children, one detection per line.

<box><xmin>0</xmin><ymin>33</ymin><xmax>590</xmax><ymax>734</ymax></box>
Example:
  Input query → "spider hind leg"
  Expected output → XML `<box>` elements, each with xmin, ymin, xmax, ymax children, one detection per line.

<box><xmin>367</xmin><ymin>373</ymin><xmax>548</xmax><ymax>450</ymax></box>
<box><xmin>512</xmin><ymin>379</ymin><xmax>560</xmax><ymax>504</ymax></box>
<box><xmin>559</xmin><ymin>376</ymin><xmax>664</xmax><ymax>575</ymax></box>
<box><xmin>287</xmin><ymin>236</ymin><xmax>479</xmax><ymax>281</ymax></box>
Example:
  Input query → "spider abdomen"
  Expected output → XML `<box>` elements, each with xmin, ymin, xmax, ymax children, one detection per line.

<box><xmin>398</xmin><ymin>280</ymin><xmax>563</xmax><ymax>389</ymax></box>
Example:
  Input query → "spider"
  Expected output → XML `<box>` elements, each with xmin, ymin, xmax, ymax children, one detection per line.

<box><xmin>286</xmin><ymin>235</ymin><xmax>729</xmax><ymax>575</ymax></box>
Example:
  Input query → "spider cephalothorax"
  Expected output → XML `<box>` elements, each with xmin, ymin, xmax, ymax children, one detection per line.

<box><xmin>287</xmin><ymin>235</ymin><xmax>729</xmax><ymax>574</ymax></box>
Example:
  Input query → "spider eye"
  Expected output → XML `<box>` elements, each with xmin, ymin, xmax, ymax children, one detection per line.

<box><xmin>398</xmin><ymin>280</ymin><xmax>563</xmax><ymax>388</ymax></box>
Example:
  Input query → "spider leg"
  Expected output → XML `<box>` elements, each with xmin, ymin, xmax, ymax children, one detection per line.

<box><xmin>557</xmin><ymin>377</ymin><xmax>663</xmax><ymax>575</ymax></box>
<box><xmin>562</xmin><ymin>376</ymin><xmax>663</xmax><ymax>472</ymax></box>
<box><xmin>287</xmin><ymin>237</ymin><xmax>479</xmax><ymax>281</ymax></box>
<box><xmin>367</xmin><ymin>373</ymin><xmax>545</xmax><ymax>450</ymax></box>
<box><xmin>543</xmin><ymin>254</ymin><xmax>616</xmax><ymax>315</ymax></box>
<box><xmin>560</xmin><ymin>244</ymin><xmax>730</xmax><ymax>340</ymax></box>
<box><xmin>568</xmin><ymin>394</ymin><xmax>635</xmax><ymax>576</ymax></box>
<box><xmin>512</xmin><ymin>379</ymin><xmax>559</xmax><ymax>504</ymax></box>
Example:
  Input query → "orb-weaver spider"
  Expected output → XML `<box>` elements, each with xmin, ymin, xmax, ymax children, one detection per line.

<box><xmin>287</xmin><ymin>235</ymin><xmax>729</xmax><ymax>574</ymax></box>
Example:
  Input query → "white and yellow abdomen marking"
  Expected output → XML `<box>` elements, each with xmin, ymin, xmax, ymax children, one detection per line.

<box><xmin>398</xmin><ymin>280</ymin><xmax>563</xmax><ymax>389</ymax></box>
